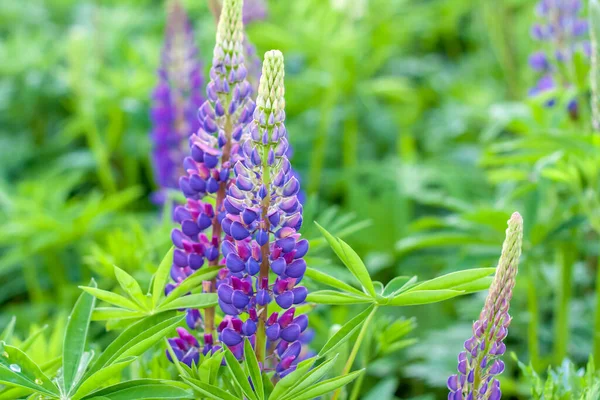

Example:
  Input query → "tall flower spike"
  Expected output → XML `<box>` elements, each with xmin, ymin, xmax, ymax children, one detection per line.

<box><xmin>529</xmin><ymin>0</ymin><xmax>589</xmax><ymax>114</ymax></box>
<box><xmin>150</xmin><ymin>0</ymin><xmax>204</xmax><ymax>204</ymax></box>
<box><xmin>166</xmin><ymin>0</ymin><xmax>255</xmax><ymax>365</ymax></box>
<box><xmin>448</xmin><ymin>212</ymin><xmax>523</xmax><ymax>400</ymax></box>
<box><xmin>218</xmin><ymin>50</ymin><xmax>309</xmax><ymax>377</ymax></box>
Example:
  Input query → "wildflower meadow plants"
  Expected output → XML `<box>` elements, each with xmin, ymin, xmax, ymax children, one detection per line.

<box><xmin>11</xmin><ymin>0</ymin><xmax>600</xmax><ymax>399</ymax></box>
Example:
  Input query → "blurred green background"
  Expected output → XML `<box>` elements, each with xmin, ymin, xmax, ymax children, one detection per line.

<box><xmin>1</xmin><ymin>0</ymin><xmax>599</xmax><ymax>398</ymax></box>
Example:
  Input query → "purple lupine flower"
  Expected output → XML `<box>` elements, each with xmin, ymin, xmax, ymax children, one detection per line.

<box><xmin>165</xmin><ymin>0</ymin><xmax>255</xmax><ymax>365</ymax></box>
<box><xmin>168</xmin><ymin>0</ymin><xmax>254</xmax><ymax>298</ymax></box>
<box><xmin>151</xmin><ymin>0</ymin><xmax>204</xmax><ymax>203</ymax></box>
<box><xmin>529</xmin><ymin>0</ymin><xmax>589</xmax><ymax>110</ymax></box>
<box><xmin>217</xmin><ymin>50</ymin><xmax>309</xmax><ymax>377</ymax></box>
<box><xmin>448</xmin><ymin>212</ymin><xmax>523</xmax><ymax>400</ymax></box>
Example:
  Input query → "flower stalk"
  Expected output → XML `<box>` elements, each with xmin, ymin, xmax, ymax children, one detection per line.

<box><xmin>448</xmin><ymin>212</ymin><xmax>523</xmax><ymax>400</ymax></box>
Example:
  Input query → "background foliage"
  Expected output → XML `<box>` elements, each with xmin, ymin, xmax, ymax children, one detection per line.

<box><xmin>1</xmin><ymin>0</ymin><xmax>598</xmax><ymax>398</ymax></box>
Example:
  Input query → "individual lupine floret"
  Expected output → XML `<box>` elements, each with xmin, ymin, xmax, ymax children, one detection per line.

<box><xmin>218</xmin><ymin>50</ymin><xmax>309</xmax><ymax>377</ymax></box>
<box><xmin>166</xmin><ymin>327</ymin><xmax>223</xmax><ymax>366</ymax></box>
<box><xmin>150</xmin><ymin>0</ymin><xmax>204</xmax><ymax>203</ymax></box>
<box><xmin>447</xmin><ymin>212</ymin><xmax>523</xmax><ymax>400</ymax></box>
<box><xmin>529</xmin><ymin>0</ymin><xmax>589</xmax><ymax>112</ymax></box>
<box><xmin>168</xmin><ymin>0</ymin><xmax>255</xmax><ymax>292</ymax></box>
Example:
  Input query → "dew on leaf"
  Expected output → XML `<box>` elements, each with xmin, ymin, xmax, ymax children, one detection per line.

<box><xmin>9</xmin><ymin>363</ymin><xmax>21</xmax><ymax>373</ymax></box>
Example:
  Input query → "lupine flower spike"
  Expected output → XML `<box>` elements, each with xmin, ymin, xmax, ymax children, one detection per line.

<box><xmin>166</xmin><ymin>0</ymin><xmax>255</xmax><ymax>364</ymax></box>
<box><xmin>529</xmin><ymin>0</ymin><xmax>589</xmax><ymax>114</ymax></box>
<box><xmin>150</xmin><ymin>0</ymin><xmax>204</xmax><ymax>203</ymax></box>
<box><xmin>448</xmin><ymin>212</ymin><xmax>523</xmax><ymax>400</ymax></box>
<box><xmin>218</xmin><ymin>50</ymin><xmax>309</xmax><ymax>378</ymax></box>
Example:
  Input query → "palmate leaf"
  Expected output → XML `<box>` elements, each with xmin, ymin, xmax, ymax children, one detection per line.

<box><xmin>306</xmin><ymin>290</ymin><xmax>372</xmax><ymax>305</ymax></box>
<box><xmin>411</xmin><ymin>268</ymin><xmax>495</xmax><ymax>291</ymax></box>
<box><xmin>382</xmin><ymin>276</ymin><xmax>416</xmax><ymax>296</ymax></box>
<box><xmin>388</xmin><ymin>289</ymin><xmax>464</xmax><ymax>306</ymax></box>
<box><xmin>152</xmin><ymin>246</ymin><xmax>174</xmax><ymax>307</ymax></box>
<box><xmin>79</xmin><ymin>287</ymin><xmax>140</xmax><ymax>312</ymax></box>
<box><xmin>318</xmin><ymin>305</ymin><xmax>375</xmax><ymax>358</ymax></box>
<box><xmin>0</xmin><ymin>342</ymin><xmax>59</xmax><ymax>397</ymax></box>
<box><xmin>71</xmin><ymin>356</ymin><xmax>136</xmax><ymax>400</ymax></box>
<box><xmin>183</xmin><ymin>376</ymin><xmax>239</xmax><ymax>400</ymax></box>
<box><xmin>304</xmin><ymin>267</ymin><xmax>365</xmax><ymax>296</ymax></box>
<box><xmin>223</xmin><ymin>348</ymin><xmax>258</xmax><ymax>400</ymax></box>
<box><xmin>113</xmin><ymin>266</ymin><xmax>150</xmax><ymax>311</ymax></box>
<box><xmin>84</xmin><ymin>312</ymin><xmax>183</xmax><ymax>380</ymax></box>
<box><xmin>277</xmin><ymin>356</ymin><xmax>339</xmax><ymax>400</ymax></box>
<box><xmin>290</xmin><ymin>370</ymin><xmax>364</xmax><ymax>400</ymax></box>
<box><xmin>81</xmin><ymin>379</ymin><xmax>192</xmax><ymax>399</ymax></box>
<box><xmin>315</xmin><ymin>223</ymin><xmax>376</xmax><ymax>297</ymax></box>
<box><xmin>244</xmin><ymin>339</ymin><xmax>264</xmax><ymax>399</ymax></box>
<box><xmin>157</xmin><ymin>293</ymin><xmax>218</xmax><ymax>312</ymax></box>
<box><xmin>161</xmin><ymin>266</ymin><xmax>222</xmax><ymax>305</ymax></box>
<box><xmin>63</xmin><ymin>279</ymin><xmax>97</xmax><ymax>394</ymax></box>
<box><xmin>269</xmin><ymin>358</ymin><xmax>316</xmax><ymax>400</ymax></box>
<box><xmin>0</xmin><ymin>318</ymin><xmax>16</xmax><ymax>342</ymax></box>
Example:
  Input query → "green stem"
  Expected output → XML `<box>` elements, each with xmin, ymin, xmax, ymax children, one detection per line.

<box><xmin>256</xmin><ymin>142</ymin><xmax>273</xmax><ymax>363</ymax></box>
<box><xmin>554</xmin><ymin>242</ymin><xmax>574</xmax><ymax>364</ymax></box>
<box><xmin>593</xmin><ymin>247</ymin><xmax>600</xmax><ymax>365</ymax></box>
<box><xmin>527</xmin><ymin>263</ymin><xmax>541</xmax><ymax>369</ymax></box>
<box><xmin>331</xmin><ymin>306</ymin><xmax>378</xmax><ymax>400</ymax></box>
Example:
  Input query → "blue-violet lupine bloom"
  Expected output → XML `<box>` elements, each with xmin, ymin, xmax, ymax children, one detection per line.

<box><xmin>529</xmin><ymin>0</ymin><xmax>589</xmax><ymax>113</ymax></box>
<box><xmin>166</xmin><ymin>0</ymin><xmax>255</xmax><ymax>364</ymax></box>
<box><xmin>217</xmin><ymin>50</ymin><xmax>309</xmax><ymax>378</ymax></box>
<box><xmin>167</xmin><ymin>0</ymin><xmax>254</xmax><ymax>297</ymax></box>
<box><xmin>151</xmin><ymin>0</ymin><xmax>204</xmax><ymax>204</ymax></box>
<box><xmin>448</xmin><ymin>212</ymin><xmax>523</xmax><ymax>400</ymax></box>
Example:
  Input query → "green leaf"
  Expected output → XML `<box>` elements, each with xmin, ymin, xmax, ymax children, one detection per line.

<box><xmin>338</xmin><ymin>239</ymin><xmax>376</xmax><ymax>297</ymax></box>
<box><xmin>0</xmin><ymin>317</ymin><xmax>16</xmax><ymax>342</ymax></box>
<box><xmin>85</xmin><ymin>312</ymin><xmax>183</xmax><ymax>380</ymax></box>
<box><xmin>304</xmin><ymin>268</ymin><xmax>365</xmax><ymax>296</ymax></box>
<box><xmin>0</xmin><ymin>342</ymin><xmax>58</xmax><ymax>396</ymax></box>
<box><xmin>79</xmin><ymin>287</ymin><xmax>140</xmax><ymax>311</ymax></box>
<box><xmin>411</xmin><ymin>268</ymin><xmax>495</xmax><ymax>291</ymax></box>
<box><xmin>72</xmin><ymin>357</ymin><xmax>137</xmax><ymax>400</ymax></box>
<box><xmin>269</xmin><ymin>358</ymin><xmax>316</xmax><ymax>400</ymax></box>
<box><xmin>64</xmin><ymin>279</ymin><xmax>97</xmax><ymax>394</ymax></box>
<box><xmin>452</xmin><ymin>276</ymin><xmax>494</xmax><ymax>293</ymax></box>
<box><xmin>158</xmin><ymin>293</ymin><xmax>218</xmax><ymax>312</ymax></box>
<box><xmin>278</xmin><ymin>356</ymin><xmax>339</xmax><ymax>400</ymax></box>
<box><xmin>318</xmin><ymin>305</ymin><xmax>375</xmax><ymax>358</ymax></box>
<box><xmin>113</xmin><ymin>266</ymin><xmax>149</xmax><ymax>310</ymax></box>
<box><xmin>91</xmin><ymin>308</ymin><xmax>146</xmax><ymax>322</ymax></box>
<box><xmin>315</xmin><ymin>222</ymin><xmax>375</xmax><ymax>297</ymax></box>
<box><xmin>290</xmin><ymin>370</ymin><xmax>364</xmax><ymax>400</ymax></box>
<box><xmin>20</xmin><ymin>324</ymin><xmax>49</xmax><ymax>352</ymax></box>
<box><xmin>152</xmin><ymin>246</ymin><xmax>174</xmax><ymax>306</ymax></box>
<box><xmin>183</xmin><ymin>377</ymin><xmax>239</xmax><ymax>400</ymax></box>
<box><xmin>244</xmin><ymin>339</ymin><xmax>264</xmax><ymax>399</ymax></box>
<box><xmin>81</xmin><ymin>379</ymin><xmax>192</xmax><ymax>399</ymax></box>
<box><xmin>161</xmin><ymin>266</ymin><xmax>222</xmax><ymax>306</ymax></box>
<box><xmin>224</xmin><ymin>348</ymin><xmax>258</xmax><ymax>400</ymax></box>
<box><xmin>307</xmin><ymin>290</ymin><xmax>373</xmax><ymax>305</ymax></box>
<box><xmin>382</xmin><ymin>276</ymin><xmax>415</xmax><ymax>296</ymax></box>
<box><xmin>389</xmin><ymin>290</ymin><xmax>464</xmax><ymax>306</ymax></box>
